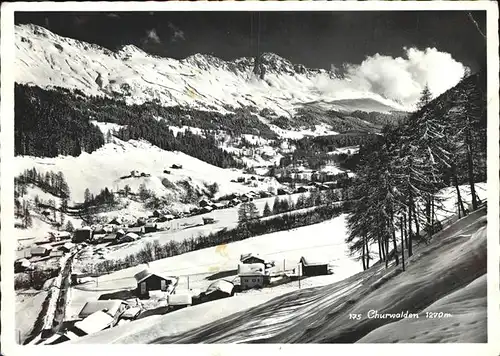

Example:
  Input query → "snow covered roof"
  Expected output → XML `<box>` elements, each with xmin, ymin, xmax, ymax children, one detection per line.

<box><xmin>300</xmin><ymin>256</ymin><xmax>329</xmax><ymax>267</ymax></box>
<box><xmin>124</xmin><ymin>232</ymin><xmax>140</xmax><ymax>240</ymax></box>
<box><xmin>133</xmin><ymin>269</ymin><xmax>175</xmax><ymax>284</ymax></box>
<box><xmin>206</xmin><ymin>280</ymin><xmax>234</xmax><ymax>295</ymax></box>
<box><xmin>238</xmin><ymin>263</ymin><xmax>265</xmax><ymax>276</ymax></box>
<box><xmin>74</xmin><ymin>311</ymin><xmax>115</xmax><ymax>335</ymax></box>
<box><xmin>78</xmin><ymin>300</ymin><xmax>128</xmax><ymax>319</ymax></box>
<box><xmin>168</xmin><ymin>294</ymin><xmax>192</xmax><ymax>306</ymax></box>
<box><xmin>121</xmin><ymin>307</ymin><xmax>141</xmax><ymax>319</ymax></box>
<box><xmin>240</xmin><ymin>253</ymin><xmax>266</xmax><ymax>263</ymax></box>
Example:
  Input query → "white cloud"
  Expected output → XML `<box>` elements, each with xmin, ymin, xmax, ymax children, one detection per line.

<box><xmin>168</xmin><ymin>22</ymin><xmax>185</xmax><ymax>42</ymax></box>
<box><xmin>342</xmin><ymin>47</ymin><xmax>467</xmax><ymax>109</ymax></box>
<box><xmin>146</xmin><ymin>28</ymin><xmax>161</xmax><ymax>44</ymax></box>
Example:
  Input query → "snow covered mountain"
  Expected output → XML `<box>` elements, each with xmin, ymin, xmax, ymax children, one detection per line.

<box><xmin>15</xmin><ymin>24</ymin><xmax>406</xmax><ymax>116</ymax></box>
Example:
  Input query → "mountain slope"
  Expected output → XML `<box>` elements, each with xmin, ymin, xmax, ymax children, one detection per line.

<box><xmin>16</xmin><ymin>24</ymin><xmax>406</xmax><ymax>116</ymax></box>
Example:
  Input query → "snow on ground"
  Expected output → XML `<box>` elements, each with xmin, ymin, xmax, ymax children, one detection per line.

<box><xmin>90</xmin><ymin>121</ymin><xmax>125</xmax><ymax>136</ymax></box>
<box><xmin>86</xmin><ymin>206</ymin><xmax>485</xmax><ymax>344</ymax></box>
<box><xmin>16</xmin><ymin>290</ymin><xmax>49</xmax><ymax>344</ymax></box>
<box><xmin>358</xmin><ymin>273</ymin><xmax>487</xmax><ymax>343</ymax></box>
<box><xmin>269</xmin><ymin>124</ymin><xmax>338</xmax><ymax>140</ymax></box>
<box><xmin>66</xmin><ymin>214</ymin><xmax>364</xmax><ymax>321</ymax></box>
<box><xmin>167</xmin><ymin>126</ymin><xmax>205</xmax><ymax>137</ymax></box>
<box><xmin>71</xmin><ymin>293</ymin><xmax>278</xmax><ymax>344</ymax></box>
<box><xmin>14</xmin><ymin>137</ymin><xmax>279</xmax><ymax>204</ymax></box>
<box><xmin>16</xmin><ymin>25</ymin><xmax>406</xmax><ymax>119</ymax></box>
<box><xmin>327</xmin><ymin>146</ymin><xmax>360</xmax><ymax>155</ymax></box>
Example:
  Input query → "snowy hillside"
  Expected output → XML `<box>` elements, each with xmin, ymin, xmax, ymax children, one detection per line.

<box><xmin>15</xmin><ymin>137</ymin><xmax>280</xmax><ymax>204</ymax></box>
<box><xmin>74</xmin><ymin>205</ymin><xmax>487</xmax><ymax>344</ymax></box>
<box><xmin>16</xmin><ymin>24</ymin><xmax>407</xmax><ymax>117</ymax></box>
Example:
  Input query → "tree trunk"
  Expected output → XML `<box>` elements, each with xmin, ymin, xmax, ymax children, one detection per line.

<box><xmin>400</xmin><ymin>216</ymin><xmax>405</xmax><ymax>271</ymax></box>
<box><xmin>391</xmin><ymin>213</ymin><xmax>399</xmax><ymax>266</ymax></box>
<box><xmin>378</xmin><ymin>237</ymin><xmax>385</xmax><ymax>262</ymax></box>
<box><xmin>384</xmin><ymin>236</ymin><xmax>389</xmax><ymax>268</ymax></box>
<box><xmin>425</xmin><ymin>195</ymin><xmax>431</xmax><ymax>237</ymax></box>
<box><xmin>365</xmin><ymin>237</ymin><xmax>370</xmax><ymax>269</ymax></box>
<box><xmin>408</xmin><ymin>202</ymin><xmax>413</xmax><ymax>257</ymax></box>
<box><xmin>430</xmin><ymin>195</ymin><xmax>434</xmax><ymax>236</ymax></box>
<box><xmin>361</xmin><ymin>235</ymin><xmax>367</xmax><ymax>271</ymax></box>
<box><xmin>453</xmin><ymin>164</ymin><xmax>467</xmax><ymax>217</ymax></box>
<box><xmin>465</xmin><ymin>120</ymin><xmax>478</xmax><ymax>210</ymax></box>
<box><xmin>412</xmin><ymin>201</ymin><xmax>420</xmax><ymax>239</ymax></box>
<box><xmin>403</xmin><ymin>213</ymin><xmax>408</xmax><ymax>250</ymax></box>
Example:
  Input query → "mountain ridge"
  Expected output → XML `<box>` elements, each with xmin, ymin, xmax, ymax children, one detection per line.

<box><xmin>15</xmin><ymin>24</ymin><xmax>407</xmax><ymax>115</ymax></box>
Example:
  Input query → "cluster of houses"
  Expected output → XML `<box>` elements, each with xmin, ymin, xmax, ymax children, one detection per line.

<box><xmin>15</xmin><ymin>232</ymin><xmax>77</xmax><ymax>273</ymax></box>
<box><xmin>235</xmin><ymin>253</ymin><xmax>332</xmax><ymax>290</ymax></box>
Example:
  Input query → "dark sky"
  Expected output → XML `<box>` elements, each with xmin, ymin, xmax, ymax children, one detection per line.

<box><xmin>15</xmin><ymin>11</ymin><xmax>486</xmax><ymax>71</ymax></box>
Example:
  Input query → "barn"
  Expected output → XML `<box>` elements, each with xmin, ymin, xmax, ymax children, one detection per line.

<box><xmin>299</xmin><ymin>256</ymin><xmax>329</xmax><ymax>277</ymax></box>
<box><xmin>134</xmin><ymin>269</ymin><xmax>176</xmax><ymax>297</ymax></box>
<box><xmin>78</xmin><ymin>300</ymin><xmax>129</xmax><ymax>321</ymax></box>
<box><xmin>144</xmin><ymin>223</ymin><xmax>157</xmax><ymax>233</ymax></box>
<box><xmin>73</xmin><ymin>228</ymin><xmax>93</xmax><ymax>243</ymax></box>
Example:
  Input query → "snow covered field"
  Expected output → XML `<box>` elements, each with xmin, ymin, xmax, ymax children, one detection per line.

<box><xmin>15</xmin><ymin>138</ymin><xmax>279</xmax><ymax>204</ymax></box>
<box><xmin>75</xmin><ymin>205</ymin><xmax>487</xmax><ymax>344</ymax></box>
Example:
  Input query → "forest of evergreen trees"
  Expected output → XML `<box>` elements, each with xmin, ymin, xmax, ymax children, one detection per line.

<box><xmin>346</xmin><ymin>73</ymin><xmax>487</xmax><ymax>271</ymax></box>
<box><xmin>114</xmin><ymin>116</ymin><xmax>243</xmax><ymax>169</ymax></box>
<box><xmin>15</xmin><ymin>168</ymin><xmax>70</xmax><ymax>199</ymax></box>
<box><xmin>15</xmin><ymin>85</ymin><xmax>105</xmax><ymax>157</ymax></box>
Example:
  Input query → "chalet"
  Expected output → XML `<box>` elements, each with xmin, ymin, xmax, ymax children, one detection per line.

<box><xmin>14</xmin><ymin>258</ymin><xmax>32</xmax><ymax>273</ymax></box>
<box><xmin>130</xmin><ymin>170</ymin><xmax>140</xmax><ymax>177</ymax></box>
<box><xmin>74</xmin><ymin>310</ymin><xmax>116</xmax><ymax>335</ymax></box>
<box><xmin>78</xmin><ymin>300</ymin><xmax>129</xmax><ymax>321</ymax></box>
<box><xmin>127</xmin><ymin>226</ymin><xmax>144</xmax><ymax>235</ymax></box>
<box><xmin>200</xmin><ymin>206</ymin><xmax>213</xmax><ymax>214</ymax></box>
<box><xmin>163</xmin><ymin>169</ymin><xmax>171</xmax><ymax>174</ymax></box>
<box><xmin>50</xmin><ymin>249</ymin><xmax>65</xmax><ymax>258</ymax></box>
<box><xmin>299</xmin><ymin>256</ymin><xmax>329</xmax><ymax>277</ymax></box>
<box><xmin>157</xmin><ymin>214</ymin><xmax>175</xmax><ymax>222</ymax></box>
<box><xmin>199</xmin><ymin>199</ymin><xmax>211</xmax><ymax>207</ymax></box>
<box><xmin>295</xmin><ymin>186</ymin><xmax>310</xmax><ymax>193</ymax></box>
<box><xmin>202</xmin><ymin>217</ymin><xmax>216</xmax><ymax>225</ymax></box>
<box><xmin>240</xmin><ymin>253</ymin><xmax>266</xmax><ymax>265</ymax></box>
<box><xmin>240</xmin><ymin>194</ymin><xmax>253</xmax><ymax>202</ymax></box>
<box><xmin>167</xmin><ymin>294</ymin><xmax>192</xmax><ymax>311</ymax></box>
<box><xmin>121</xmin><ymin>306</ymin><xmax>141</xmax><ymax>320</ymax></box>
<box><xmin>41</xmin><ymin>209</ymin><xmax>51</xmax><ymax>217</ymax></box>
<box><xmin>171</xmin><ymin>164</ymin><xmax>183</xmax><ymax>169</ymax></box>
<box><xmin>259</xmin><ymin>191</ymin><xmax>273</xmax><ymax>198</ymax></box>
<box><xmin>49</xmin><ymin>231</ymin><xmax>71</xmax><ymax>242</ymax></box>
<box><xmin>119</xmin><ymin>232</ymin><xmax>140</xmax><ymax>243</ymax></box>
<box><xmin>229</xmin><ymin>198</ymin><xmax>241</xmax><ymax>207</ymax></box>
<box><xmin>91</xmin><ymin>234</ymin><xmax>106</xmax><ymax>244</ymax></box>
<box><xmin>60</xmin><ymin>242</ymin><xmax>75</xmax><ymax>253</ymax></box>
<box><xmin>277</xmin><ymin>188</ymin><xmax>291</xmax><ymax>196</ymax></box>
<box><xmin>101</xmin><ymin>233</ymin><xmax>118</xmax><ymax>244</ymax></box>
<box><xmin>116</xmin><ymin>229</ymin><xmax>126</xmax><ymax>238</ymax></box>
<box><xmin>108</xmin><ymin>217</ymin><xmax>123</xmax><ymax>226</ymax></box>
<box><xmin>134</xmin><ymin>269</ymin><xmax>176</xmax><ymax>297</ymax></box>
<box><xmin>198</xmin><ymin>280</ymin><xmax>234</xmax><ymax>303</ymax></box>
<box><xmin>30</xmin><ymin>245</ymin><xmax>52</xmax><ymax>257</ymax></box>
<box><xmin>211</xmin><ymin>202</ymin><xmax>225</xmax><ymax>210</ymax></box>
<box><xmin>73</xmin><ymin>228</ymin><xmax>93</xmax><ymax>243</ymax></box>
<box><xmin>144</xmin><ymin>223</ymin><xmax>157</xmax><ymax>233</ymax></box>
<box><xmin>239</xmin><ymin>263</ymin><xmax>265</xmax><ymax>290</ymax></box>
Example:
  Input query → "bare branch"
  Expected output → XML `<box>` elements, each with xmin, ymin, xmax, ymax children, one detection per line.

<box><xmin>467</xmin><ymin>12</ymin><xmax>486</xmax><ymax>41</ymax></box>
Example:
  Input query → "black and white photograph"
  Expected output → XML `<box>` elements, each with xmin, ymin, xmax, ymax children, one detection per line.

<box><xmin>1</xmin><ymin>1</ymin><xmax>498</xmax><ymax>351</ymax></box>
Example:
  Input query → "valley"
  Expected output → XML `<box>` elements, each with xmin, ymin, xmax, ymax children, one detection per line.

<box><xmin>11</xmin><ymin>17</ymin><xmax>488</xmax><ymax>347</ymax></box>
